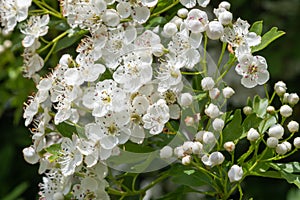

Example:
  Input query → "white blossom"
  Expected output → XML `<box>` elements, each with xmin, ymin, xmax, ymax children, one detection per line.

<box><xmin>247</xmin><ymin>128</ymin><xmax>260</xmax><ymax>141</ymax></box>
<box><xmin>266</xmin><ymin>137</ymin><xmax>279</xmax><ymax>148</ymax></box>
<box><xmin>222</xmin><ymin>86</ymin><xmax>235</xmax><ymax>98</ymax></box>
<box><xmin>223</xmin><ymin>141</ymin><xmax>235</xmax><ymax>152</ymax></box>
<box><xmin>287</xmin><ymin>121</ymin><xmax>299</xmax><ymax>133</ymax></box>
<box><xmin>279</xmin><ymin>105</ymin><xmax>293</xmax><ymax>118</ymax></box>
<box><xmin>293</xmin><ymin>137</ymin><xmax>300</xmax><ymax>148</ymax></box>
<box><xmin>201</xmin><ymin>77</ymin><xmax>215</xmax><ymax>91</ymax></box>
<box><xmin>205</xmin><ymin>103</ymin><xmax>221</xmax><ymax>118</ymax></box>
<box><xmin>206</xmin><ymin>21</ymin><xmax>224</xmax><ymax>40</ymax></box>
<box><xmin>201</xmin><ymin>151</ymin><xmax>224</xmax><ymax>167</ymax></box>
<box><xmin>274</xmin><ymin>81</ymin><xmax>287</xmax><ymax>96</ymax></box>
<box><xmin>268</xmin><ymin>124</ymin><xmax>284</xmax><ymax>139</ymax></box>
<box><xmin>160</xmin><ymin>146</ymin><xmax>173</xmax><ymax>159</ymax></box>
<box><xmin>228</xmin><ymin>165</ymin><xmax>243</xmax><ymax>182</ymax></box>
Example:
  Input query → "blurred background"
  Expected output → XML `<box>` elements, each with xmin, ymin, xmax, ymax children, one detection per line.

<box><xmin>0</xmin><ymin>0</ymin><xmax>299</xmax><ymax>199</ymax></box>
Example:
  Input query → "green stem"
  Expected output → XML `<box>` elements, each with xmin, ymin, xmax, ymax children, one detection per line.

<box><xmin>202</xmin><ymin>33</ymin><xmax>208</xmax><ymax>76</ymax></box>
<box><xmin>216</xmin><ymin>42</ymin><xmax>227</xmax><ymax>70</ymax></box>
<box><xmin>37</xmin><ymin>31</ymin><xmax>69</xmax><ymax>53</ymax></box>
<box><xmin>33</xmin><ymin>0</ymin><xmax>63</xmax><ymax>19</ymax></box>
<box><xmin>181</xmin><ymin>71</ymin><xmax>204</xmax><ymax>75</ymax></box>
<box><xmin>269</xmin><ymin>92</ymin><xmax>276</xmax><ymax>104</ymax></box>
<box><xmin>264</xmin><ymin>84</ymin><xmax>269</xmax><ymax>100</ymax></box>
<box><xmin>215</xmin><ymin>57</ymin><xmax>237</xmax><ymax>84</ymax></box>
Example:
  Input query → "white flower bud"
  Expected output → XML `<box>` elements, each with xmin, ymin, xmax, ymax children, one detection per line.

<box><xmin>206</xmin><ymin>21</ymin><xmax>224</xmax><ymax>40</ymax></box>
<box><xmin>287</xmin><ymin>120</ymin><xmax>299</xmax><ymax>133</ymax></box>
<box><xmin>268</xmin><ymin>124</ymin><xmax>284</xmax><ymax>139</ymax></box>
<box><xmin>247</xmin><ymin>128</ymin><xmax>260</xmax><ymax>141</ymax></box>
<box><xmin>293</xmin><ymin>137</ymin><xmax>300</xmax><ymax>148</ymax></box>
<box><xmin>243</xmin><ymin>106</ymin><xmax>252</xmax><ymax>115</ymax></box>
<box><xmin>177</xmin><ymin>8</ymin><xmax>189</xmax><ymax>18</ymax></box>
<box><xmin>160</xmin><ymin>146</ymin><xmax>173</xmax><ymax>159</ymax></box>
<box><xmin>203</xmin><ymin>131</ymin><xmax>216</xmax><ymax>144</ymax></box>
<box><xmin>266</xmin><ymin>106</ymin><xmax>275</xmax><ymax>114</ymax></box>
<box><xmin>218</xmin><ymin>10</ymin><xmax>232</xmax><ymax>25</ymax></box>
<box><xmin>152</xmin><ymin>44</ymin><xmax>165</xmax><ymax>57</ymax></box>
<box><xmin>163</xmin><ymin>22</ymin><xmax>178</xmax><ymax>36</ymax></box>
<box><xmin>174</xmin><ymin>146</ymin><xmax>185</xmax><ymax>158</ymax></box>
<box><xmin>184</xmin><ymin>116</ymin><xmax>194</xmax><ymax>126</ymax></box>
<box><xmin>276</xmin><ymin>143</ymin><xmax>288</xmax><ymax>155</ymax></box>
<box><xmin>53</xmin><ymin>192</ymin><xmax>64</xmax><ymax>200</ymax></box>
<box><xmin>274</xmin><ymin>81</ymin><xmax>287</xmax><ymax>96</ymax></box>
<box><xmin>201</xmin><ymin>151</ymin><xmax>224</xmax><ymax>167</ymax></box>
<box><xmin>209</xmin><ymin>152</ymin><xmax>225</xmax><ymax>166</ymax></box>
<box><xmin>205</xmin><ymin>103</ymin><xmax>221</xmax><ymax>118</ymax></box>
<box><xmin>23</xmin><ymin>146</ymin><xmax>39</xmax><ymax>164</ymax></box>
<box><xmin>288</xmin><ymin>93</ymin><xmax>299</xmax><ymax>106</ymax></box>
<box><xmin>266</xmin><ymin>137</ymin><xmax>279</xmax><ymax>148</ymax></box>
<box><xmin>219</xmin><ymin>1</ymin><xmax>231</xmax><ymax>10</ymax></box>
<box><xmin>191</xmin><ymin>141</ymin><xmax>203</xmax><ymax>154</ymax></box>
<box><xmin>201</xmin><ymin>77</ymin><xmax>215</xmax><ymax>91</ymax></box>
<box><xmin>195</xmin><ymin>130</ymin><xmax>205</xmax><ymax>142</ymax></box>
<box><xmin>182</xmin><ymin>141</ymin><xmax>194</xmax><ymax>154</ymax></box>
<box><xmin>282</xmin><ymin>141</ymin><xmax>292</xmax><ymax>152</ymax></box>
<box><xmin>223</xmin><ymin>141</ymin><xmax>235</xmax><ymax>152</ymax></box>
<box><xmin>179</xmin><ymin>93</ymin><xmax>193</xmax><ymax>107</ymax></box>
<box><xmin>209</xmin><ymin>88</ymin><xmax>220</xmax><ymax>99</ymax></box>
<box><xmin>102</xmin><ymin>9</ymin><xmax>120</xmax><ymax>26</ymax></box>
<box><xmin>182</xmin><ymin>155</ymin><xmax>192</xmax><ymax>165</ymax></box>
<box><xmin>283</xmin><ymin>93</ymin><xmax>289</xmax><ymax>103</ymax></box>
<box><xmin>222</xmin><ymin>86</ymin><xmax>235</xmax><ymax>98</ymax></box>
<box><xmin>228</xmin><ymin>165</ymin><xmax>243</xmax><ymax>183</ymax></box>
<box><xmin>280</xmin><ymin>105</ymin><xmax>293</xmax><ymax>118</ymax></box>
<box><xmin>212</xmin><ymin>118</ymin><xmax>225</xmax><ymax>131</ymax></box>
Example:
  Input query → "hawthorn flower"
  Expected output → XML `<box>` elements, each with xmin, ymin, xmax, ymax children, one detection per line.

<box><xmin>0</xmin><ymin>0</ymin><xmax>32</xmax><ymax>34</ymax></box>
<box><xmin>206</xmin><ymin>21</ymin><xmax>224</xmax><ymax>40</ymax></box>
<box><xmin>21</xmin><ymin>15</ymin><xmax>50</xmax><ymax>47</ymax></box>
<box><xmin>268</xmin><ymin>124</ymin><xmax>284</xmax><ymax>139</ymax></box>
<box><xmin>266</xmin><ymin>137</ymin><xmax>279</xmax><ymax>148</ymax></box>
<box><xmin>247</xmin><ymin>128</ymin><xmax>260</xmax><ymax>141</ymax></box>
<box><xmin>214</xmin><ymin>7</ymin><xmax>232</xmax><ymax>25</ymax></box>
<box><xmin>279</xmin><ymin>105</ymin><xmax>293</xmax><ymax>118</ymax></box>
<box><xmin>222</xmin><ymin>86</ymin><xmax>235</xmax><ymax>98</ymax></box>
<box><xmin>287</xmin><ymin>121</ymin><xmax>299</xmax><ymax>133</ymax></box>
<box><xmin>223</xmin><ymin>141</ymin><xmax>235</xmax><ymax>152</ymax></box>
<box><xmin>201</xmin><ymin>77</ymin><xmax>215</xmax><ymax>91</ymax></box>
<box><xmin>212</xmin><ymin>118</ymin><xmax>225</xmax><ymax>131</ymax></box>
<box><xmin>201</xmin><ymin>151</ymin><xmax>225</xmax><ymax>167</ymax></box>
<box><xmin>222</xmin><ymin>18</ymin><xmax>261</xmax><ymax>56</ymax></box>
<box><xmin>235</xmin><ymin>54</ymin><xmax>269</xmax><ymax>88</ymax></box>
<box><xmin>205</xmin><ymin>103</ymin><xmax>221</xmax><ymax>118</ymax></box>
<box><xmin>180</xmin><ymin>0</ymin><xmax>210</xmax><ymax>8</ymax></box>
<box><xmin>142</xmin><ymin>99</ymin><xmax>170</xmax><ymax>135</ymax></box>
<box><xmin>228</xmin><ymin>165</ymin><xmax>243</xmax><ymax>182</ymax></box>
<box><xmin>185</xmin><ymin>9</ymin><xmax>208</xmax><ymax>33</ymax></box>
<box><xmin>58</xmin><ymin>135</ymin><xmax>83</xmax><ymax>176</ymax></box>
<box><xmin>274</xmin><ymin>81</ymin><xmax>287</xmax><ymax>96</ymax></box>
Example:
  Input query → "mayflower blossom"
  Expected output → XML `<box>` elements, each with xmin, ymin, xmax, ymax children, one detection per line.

<box><xmin>113</xmin><ymin>51</ymin><xmax>153</xmax><ymax>92</ymax></box>
<box><xmin>142</xmin><ymin>99</ymin><xmax>170</xmax><ymax>135</ymax></box>
<box><xmin>221</xmin><ymin>18</ymin><xmax>261</xmax><ymax>56</ymax></box>
<box><xmin>0</xmin><ymin>0</ymin><xmax>32</xmax><ymax>34</ymax></box>
<box><xmin>58</xmin><ymin>135</ymin><xmax>83</xmax><ymax>176</ymax></box>
<box><xmin>21</xmin><ymin>14</ymin><xmax>50</xmax><ymax>47</ymax></box>
<box><xmin>235</xmin><ymin>54</ymin><xmax>269</xmax><ymax>88</ymax></box>
<box><xmin>185</xmin><ymin>9</ymin><xmax>209</xmax><ymax>33</ymax></box>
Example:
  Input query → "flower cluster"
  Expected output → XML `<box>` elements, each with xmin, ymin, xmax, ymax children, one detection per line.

<box><xmin>8</xmin><ymin>0</ymin><xmax>298</xmax><ymax>199</ymax></box>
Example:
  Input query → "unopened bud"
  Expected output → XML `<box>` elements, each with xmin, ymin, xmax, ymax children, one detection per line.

<box><xmin>222</xmin><ymin>86</ymin><xmax>235</xmax><ymax>98</ymax></box>
<box><xmin>209</xmin><ymin>88</ymin><xmax>220</xmax><ymax>99</ymax></box>
<box><xmin>247</xmin><ymin>128</ymin><xmax>260</xmax><ymax>141</ymax></box>
<box><xmin>280</xmin><ymin>105</ymin><xmax>293</xmax><ymax>118</ymax></box>
<box><xmin>184</xmin><ymin>116</ymin><xmax>194</xmax><ymax>126</ymax></box>
<box><xmin>293</xmin><ymin>137</ymin><xmax>300</xmax><ymax>148</ymax></box>
<box><xmin>287</xmin><ymin>120</ymin><xmax>299</xmax><ymax>133</ymax></box>
<box><xmin>160</xmin><ymin>146</ymin><xmax>173</xmax><ymax>159</ymax></box>
<box><xmin>206</xmin><ymin>21</ymin><xmax>224</xmax><ymax>40</ymax></box>
<box><xmin>228</xmin><ymin>165</ymin><xmax>243</xmax><ymax>183</ymax></box>
<box><xmin>203</xmin><ymin>131</ymin><xmax>216</xmax><ymax>144</ymax></box>
<box><xmin>205</xmin><ymin>103</ymin><xmax>221</xmax><ymax>118</ymax></box>
<box><xmin>288</xmin><ymin>93</ymin><xmax>299</xmax><ymax>106</ymax></box>
<box><xmin>223</xmin><ymin>141</ymin><xmax>235</xmax><ymax>152</ymax></box>
<box><xmin>179</xmin><ymin>93</ymin><xmax>193</xmax><ymax>107</ymax></box>
<box><xmin>268</xmin><ymin>124</ymin><xmax>284</xmax><ymax>139</ymax></box>
<box><xmin>163</xmin><ymin>22</ymin><xmax>178</xmax><ymax>36</ymax></box>
<box><xmin>266</xmin><ymin>106</ymin><xmax>275</xmax><ymax>114</ymax></box>
<box><xmin>191</xmin><ymin>141</ymin><xmax>203</xmax><ymax>154</ymax></box>
<box><xmin>201</xmin><ymin>77</ymin><xmax>215</xmax><ymax>91</ymax></box>
<box><xmin>219</xmin><ymin>1</ymin><xmax>231</xmax><ymax>10</ymax></box>
<box><xmin>243</xmin><ymin>106</ymin><xmax>252</xmax><ymax>115</ymax></box>
<box><xmin>212</xmin><ymin>118</ymin><xmax>225</xmax><ymax>131</ymax></box>
<box><xmin>182</xmin><ymin>155</ymin><xmax>192</xmax><ymax>165</ymax></box>
<box><xmin>266</xmin><ymin>137</ymin><xmax>279</xmax><ymax>148</ymax></box>
<box><xmin>274</xmin><ymin>81</ymin><xmax>287</xmax><ymax>96</ymax></box>
<box><xmin>177</xmin><ymin>8</ymin><xmax>188</xmax><ymax>18</ymax></box>
<box><xmin>276</xmin><ymin>143</ymin><xmax>288</xmax><ymax>155</ymax></box>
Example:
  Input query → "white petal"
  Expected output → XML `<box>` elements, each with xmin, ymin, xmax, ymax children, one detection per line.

<box><xmin>132</xmin><ymin>6</ymin><xmax>150</xmax><ymax>24</ymax></box>
<box><xmin>22</xmin><ymin>35</ymin><xmax>35</xmax><ymax>47</ymax></box>
<box><xmin>241</xmin><ymin>76</ymin><xmax>257</xmax><ymax>88</ymax></box>
<box><xmin>197</xmin><ymin>0</ymin><xmax>210</xmax><ymax>7</ymax></box>
<box><xmin>257</xmin><ymin>71</ymin><xmax>270</xmax><ymax>85</ymax></box>
<box><xmin>180</xmin><ymin>0</ymin><xmax>196</xmax><ymax>8</ymax></box>
<box><xmin>116</xmin><ymin>2</ymin><xmax>131</xmax><ymax>18</ymax></box>
<box><xmin>100</xmin><ymin>135</ymin><xmax>118</xmax><ymax>149</ymax></box>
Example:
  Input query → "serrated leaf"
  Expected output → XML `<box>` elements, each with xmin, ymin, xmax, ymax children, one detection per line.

<box><xmin>250</xmin><ymin>21</ymin><xmax>263</xmax><ymax>35</ymax></box>
<box><xmin>222</xmin><ymin>109</ymin><xmax>243</xmax><ymax>143</ymax></box>
<box><xmin>252</xmin><ymin>27</ymin><xmax>285</xmax><ymax>53</ymax></box>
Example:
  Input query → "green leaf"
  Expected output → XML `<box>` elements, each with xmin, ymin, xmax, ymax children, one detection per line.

<box><xmin>258</xmin><ymin>116</ymin><xmax>277</xmax><ymax>133</ymax></box>
<box><xmin>252</xmin><ymin>95</ymin><xmax>268</xmax><ymax>118</ymax></box>
<box><xmin>242</xmin><ymin>113</ymin><xmax>262</xmax><ymax>137</ymax></box>
<box><xmin>169</xmin><ymin>164</ymin><xmax>213</xmax><ymax>188</ymax></box>
<box><xmin>53</xmin><ymin>30</ymin><xmax>87</xmax><ymax>53</ymax></box>
<box><xmin>222</xmin><ymin>109</ymin><xmax>243</xmax><ymax>143</ymax></box>
<box><xmin>56</xmin><ymin>122</ymin><xmax>76</xmax><ymax>138</ymax></box>
<box><xmin>250</xmin><ymin>21</ymin><xmax>263</xmax><ymax>35</ymax></box>
<box><xmin>2</xmin><ymin>182</ymin><xmax>29</xmax><ymax>200</ymax></box>
<box><xmin>252</xmin><ymin>27</ymin><xmax>285</xmax><ymax>53</ymax></box>
<box><xmin>146</xmin><ymin>16</ymin><xmax>167</xmax><ymax>28</ymax></box>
